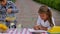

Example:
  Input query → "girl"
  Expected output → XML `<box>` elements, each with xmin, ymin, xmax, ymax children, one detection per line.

<box><xmin>34</xmin><ymin>5</ymin><xmax>55</xmax><ymax>31</ymax></box>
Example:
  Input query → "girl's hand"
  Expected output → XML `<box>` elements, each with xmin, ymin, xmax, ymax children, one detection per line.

<box><xmin>33</xmin><ymin>25</ymin><xmax>48</xmax><ymax>31</ymax></box>
<box><xmin>33</xmin><ymin>25</ymin><xmax>40</xmax><ymax>30</ymax></box>
<box><xmin>39</xmin><ymin>26</ymin><xmax>48</xmax><ymax>31</ymax></box>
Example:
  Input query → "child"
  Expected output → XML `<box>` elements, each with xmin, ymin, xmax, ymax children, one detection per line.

<box><xmin>0</xmin><ymin>0</ymin><xmax>18</xmax><ymax>28</ymax></box>
<box><xmin>34</xmin><ymin>5</ymin><xmax>55</xmax><ymax>31</ymax></box>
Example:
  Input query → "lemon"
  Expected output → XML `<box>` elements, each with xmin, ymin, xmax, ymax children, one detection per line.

<box><xmin>0</xmin><ymin>24</ymin><xmax>3</xmax><ymax>28</ymax></box>
<box><xmin>2</xmin><ymin>24</ymin><xmax>8</xmax><ymax>31</ymax></box>
<box><xmin>48</xmin><ymin>26</ymin><xmax>60</xmax><ymax>33</ymax></box>
<box><xmin>0</xmin><ymin>23</ymin><xmax>8</xmax><ymax>31</ymax></box>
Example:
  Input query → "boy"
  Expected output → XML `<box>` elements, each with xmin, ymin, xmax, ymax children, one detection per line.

<box><xmin>0</xmin><ymin>0</ymin><xmax>19</xmax><ymax>28</ymax></box>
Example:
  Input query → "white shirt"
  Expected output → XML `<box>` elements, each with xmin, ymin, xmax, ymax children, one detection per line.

<box><xmin>37</xmin><ymin>16</ymin><xmax>55</xmax><ymax>29</ymax></box>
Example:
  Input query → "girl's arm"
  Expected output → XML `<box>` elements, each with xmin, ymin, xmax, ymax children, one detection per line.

<box><xmin>34</xmin><ymin>25</ymin><xmax>40</xmax><ymax>30</ymax></box>
<box><xmin>33</xmin><ymin>16</ymin><xmax>41</xmax><ymax>30</ymax></box>
<box><xmin>34</xmin><ymin>25</ymin><xmax>48</xmax><ymax>30</ymax></box>
<box><xmin>36</xmin><ymin>16</ymin><xmax>41</xmax><ymax>25</ymax></box>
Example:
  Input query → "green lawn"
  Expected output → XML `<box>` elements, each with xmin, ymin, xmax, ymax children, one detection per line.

<box><xmin>33</xmin><ymin>0</ymin><xmax>60</xmax><ymax>11</ymax></box>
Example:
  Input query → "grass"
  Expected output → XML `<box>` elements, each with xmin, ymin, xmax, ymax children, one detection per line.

<box><xmin>33</xmin><ymin>0</ymin><xmax>60</xmax><ymax>11</ymax></box>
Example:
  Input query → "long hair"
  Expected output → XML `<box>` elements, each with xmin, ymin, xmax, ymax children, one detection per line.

<box><xmin>38</xmin><ymin>5</ymin><xmax>54</xmax><ymax>27</ymax></box>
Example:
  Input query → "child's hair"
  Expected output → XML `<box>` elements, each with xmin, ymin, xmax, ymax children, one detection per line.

<box><xmin>38</xmin><ymin>5</ymin><xmax>54</xmax><ymax>27</ymax></box>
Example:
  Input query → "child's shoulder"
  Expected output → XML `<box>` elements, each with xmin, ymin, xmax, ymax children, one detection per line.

<box><xmin>37</xmin><ymin>15</ymin><xmax>42</xmax><ymax>21</ymax></box>
<box><xmin>38</xmin><ymin>15</ymin><xmax>41</xmax><ymax>19</ymax></box>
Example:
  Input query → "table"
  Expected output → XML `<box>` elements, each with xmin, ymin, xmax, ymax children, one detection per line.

<box><xmin>0</xmin><ymin>28</ymin><xmax>48</xmax><ymax>34</ymax></box>
<box><xmin>0</xmin><ymin>28</ymin><xmax>32</xmax><ymax>34</ymax></box>
<box><xmin>28</xmin><ymin>29</ymin><xmax>48</xmax><ymax>34</ymax></box>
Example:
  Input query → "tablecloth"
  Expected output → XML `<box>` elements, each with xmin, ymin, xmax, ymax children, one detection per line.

<box><xmin>0</xmin><ymin>28</ymin><xmax>48</xmax><ymax>34</ymax></box>
<box><xmin>0</xmin><ymin>28</ymin><xmax>32</xmax><ymax>34</ymax></box>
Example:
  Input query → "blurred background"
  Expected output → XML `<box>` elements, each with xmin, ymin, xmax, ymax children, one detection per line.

<box><xmin>10</xmin><ymin>0</ymin><xmax>60</xmax><ymax>28</ymax></box>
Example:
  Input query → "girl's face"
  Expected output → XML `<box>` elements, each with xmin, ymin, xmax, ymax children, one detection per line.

<box><xmin>39</xmin><ymin>13</ymin><xmax>48</xmax><ymax>20</ymax></box>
